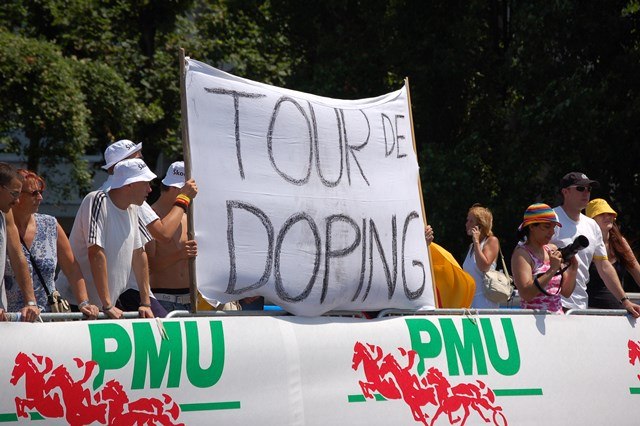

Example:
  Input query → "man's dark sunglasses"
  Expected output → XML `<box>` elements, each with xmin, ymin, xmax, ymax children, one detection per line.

<box><xmin>572</xmin><ymin>185</ymin><xmax>592</xmax><ymax>192</ymax></box>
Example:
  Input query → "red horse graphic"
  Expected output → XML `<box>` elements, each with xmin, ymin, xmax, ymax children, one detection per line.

<box><xmin>10</xmin><ymin>352</ymin><xmax>182</xmax><ymax>425</ymax></box>
<box><xmin>352</xmin><ymin>342</ymin><xmax>507</xmax><ymax>426</ymax></box>
<box><xmin>96</xmin><ymin>380</ymin><xmax>183</xmax><ymax>426</ymax></box>
<box><xmin>426</xmin><ymin>367</ymin><xmax>505</xmax><ymax>426</ymax></box>
<box><xmin>10</xmin><ymin>352</ymin><xmax>64</xmax><ymax>419</ymax></box>
<box><xmin>629</xmin><ymin>339</ymin><xmax>640</xmax><ymax>381</ymax></box>
<box><xmin>352</xmin><ymin>342</ymin><xmax>437</xmax><ymax>424</ymax></box>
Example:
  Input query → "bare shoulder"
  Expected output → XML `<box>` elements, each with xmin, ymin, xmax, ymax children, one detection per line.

<box><xmin>486</xmin><ymin>235</ymin><xmax>500</xmax><ymax>247</ymax></box>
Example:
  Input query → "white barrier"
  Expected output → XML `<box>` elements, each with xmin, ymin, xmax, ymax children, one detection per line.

<box><xmin>2</xmin><ymin>313</ymin><xmax>639</xmax><ymax>425</ymax></box>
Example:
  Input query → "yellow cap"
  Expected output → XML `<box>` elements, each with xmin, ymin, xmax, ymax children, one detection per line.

<box><xmin>586</xmin><ymin>198</ymin><xmax>617</xmax><ymax>219</ymax></box>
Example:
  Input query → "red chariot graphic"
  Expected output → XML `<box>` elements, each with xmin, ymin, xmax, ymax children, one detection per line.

<box><xmin>352</xmin><ymin>342</ymin><xmax>507</xmax><ymax>426</ymax></box>
<box><xmin>10</xmin><ymin>352</ymin><xmax>183</xmax><ymax>426</ymax></box>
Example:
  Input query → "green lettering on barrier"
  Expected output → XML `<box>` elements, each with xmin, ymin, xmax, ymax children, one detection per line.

<box><xmin>439</xmin><ymin>318</ymin><xmax>486</xmax><ymax>376</ymax></box>
<box><xmin>89</xmin><ymin>323</ymin><xmax>132</xmax><ymax>389</ymax></box>
<box><xmin>405</xmin><ymin>318</ymin><xmax>442</xmax><ymax>375</ymax></box>
<box><xmin>480</xmin><ymin>318</ymin><xmax>520</xmax><ymax>376</ymax></box>
<box><xmin>185</xmin><ymin>321</ymin><xmax>225</xmax><ymax>387</ymax></box>
<box><xmin>132</xmin><ymin>321</ymin><xmax>183</xmax><ymax>389</ymax></box>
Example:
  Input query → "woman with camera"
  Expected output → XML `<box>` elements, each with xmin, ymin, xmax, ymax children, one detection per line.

<box><xmin>463</xmin><ymin>204</ymin><xmax>501</xmax><ymax>308</ymax></box>
<box><xmin>4</xmin><ymin>170</ymin><xmax>99</xmax><ymax>318</ymax></box>
<box><xmin>511</xmin><ymin>203</ymin><xmax>578</xmax><ymax>313</ymax></box>
<box><xmin>585</xmin><ymin>199</ymin><xmax>640</xmax><ymax>308</ymax></box>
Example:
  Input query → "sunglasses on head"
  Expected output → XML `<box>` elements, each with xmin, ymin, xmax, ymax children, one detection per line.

<box><xmin>572</xmin><ymin>185</ymin><xmax>592</xmax><ymax>192</ymax></box>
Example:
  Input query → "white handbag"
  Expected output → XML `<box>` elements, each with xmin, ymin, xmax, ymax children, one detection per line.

<box><xmin>482</xmin><ymin>248</ymin><xmax>514</xmax><ymax>304</ymax></box>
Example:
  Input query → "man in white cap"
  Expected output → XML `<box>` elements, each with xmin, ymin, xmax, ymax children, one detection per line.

<box><xmin>100</xmin><ymin>139</ymin><xmax>198</xmax><ymax>243</ymax></box>
<box><xmin>57</xmin><ymin>158</ymin><xmax>157</xmax><ymax>319</ymax></box>
<box><xmin>98</xmin><ymin>140</ymin><xmax>198</xmax><ymax>316</ymax></box>
<box><xmin>146</xmin><ymin>161</ymin><xmax>198</xmax><ymax>312</ymax></box>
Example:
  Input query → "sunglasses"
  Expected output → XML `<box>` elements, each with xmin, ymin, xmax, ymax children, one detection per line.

<box><xmin>22</xmin><ymin>189</ymin><xmax>44</xmax><ymax>197</ymax></box>
<box><xmin>1</xmin><ymin>185</ymin><xmax>21</xmax><ymax>199</ymax></box>
<box><xmin>571</xmin><ymin>185</ymin><xmax>592</xmax><ymax>193</ymax></box>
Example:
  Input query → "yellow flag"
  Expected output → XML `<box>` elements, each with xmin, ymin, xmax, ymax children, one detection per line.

<box><xmin>429</xmin><ymin>242</ymin><xmax>475</xmax><ymax>308</ymax></box>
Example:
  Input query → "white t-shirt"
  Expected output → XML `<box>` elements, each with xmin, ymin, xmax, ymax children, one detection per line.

<box><xmin>125</xmin><ymin>201</ymin><xmax>158</xmax><ymax>291</ymax></box>
<box><xmin>56</xmin><ymin>191</ymin><xmax>143</xmax><ymax>306</ymax></box>
<box><xmin>0</xmin><ymin>212</ymin><xmax>7</xmax><ymax>310</ymax></box>
<box><xmin>552</xmin><ymin>206</ymin><xmax>607</xmax><ymax>310</ymax></box>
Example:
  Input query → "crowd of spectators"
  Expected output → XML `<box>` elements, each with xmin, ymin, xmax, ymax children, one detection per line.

<box><xmin>2</xmin><ymin>149</ymin><xmax>639</xmax><ymax>321</ymax></box>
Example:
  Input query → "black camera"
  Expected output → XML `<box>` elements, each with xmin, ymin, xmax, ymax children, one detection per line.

<box><xmin>559</xmin><ymin>235</ymin><xmax>589</xmax><ymax>262</ymax></box>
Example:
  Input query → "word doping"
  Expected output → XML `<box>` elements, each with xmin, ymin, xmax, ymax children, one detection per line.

<box><xmin>226</xmin><ymin>201</ymin><xmax>426</xmax><ymax>304</ymax></box>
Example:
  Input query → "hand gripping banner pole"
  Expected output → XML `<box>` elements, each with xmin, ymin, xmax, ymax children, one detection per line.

<box><xmin>404</xmin><ymin>77</ymin><xmax>438</xmax><ymax>307</ymax></box>
<box><xmin>179</xmin><ymin>48</ymin><xmax>198</xmax><ymax>313</ymax></box>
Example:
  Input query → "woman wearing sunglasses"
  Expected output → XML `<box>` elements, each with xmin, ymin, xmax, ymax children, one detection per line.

<box><xmin>4</xmin><ymin>170</ymin><xmax>99</xmax><ymax>318</ymax></box>
<box><xmin>585</xmin><ymin>199</ymin><xmax>640</xmax><ymax>308</ymax></box>
<box><xmin>511</xmin><ymin>203</ymin><xmax>578</xmax><ymax>313</ymax></box>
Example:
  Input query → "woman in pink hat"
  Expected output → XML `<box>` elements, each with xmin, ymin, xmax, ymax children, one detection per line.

<box><xmin>586</xmin><ymin>199</ymin><xmax>640</xmax><ymax>308</ymax></box>
<box><xmin>511</xmin><ymin>203</ymin><xmax>578</xmax><ymax>313</ymax></box>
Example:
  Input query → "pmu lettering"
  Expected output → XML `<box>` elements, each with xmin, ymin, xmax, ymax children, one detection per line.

<box><xmin>88</xmin><ymin>320</ymin><xmax>225</xmax><ymax>390</ymax></box>
<box><xmin>406</xmin><ymin>317</ymin><xmax>520</xmax><ymax>376</ymax></box>
<box><xmin>226</xmin><ymin>201</ymin><xmax>425</xmax><ymax>303</ymax></box>
<box><xmin>205</xmin><ymin>88</ymin><xmax>408</xmax><ymax>185</ymax></box>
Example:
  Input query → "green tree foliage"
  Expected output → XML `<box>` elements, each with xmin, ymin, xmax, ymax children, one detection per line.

<box><xmin>0</xmin><ymin>32</ymin><xmax>91</xmax><ymax>186</ymax></box>
<box><xmin>2</xmin><ymin>0</ymin><xmax>640</xmax><ymax>258</ymax></box>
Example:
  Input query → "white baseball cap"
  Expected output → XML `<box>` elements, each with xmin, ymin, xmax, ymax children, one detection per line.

<box><xmin>107</xmin><ymin>158</ymin><xmax>157</xmax><ymax>191</ymax></box>
<box><xmin>161</xmin><ymin>161</ymin><xmax>186</xmax><ymax>188</ymax></box>
<box><xmin>102</xmin><ymin>139</ymin><xmax>142</xmax><ymax>170</ymax></box>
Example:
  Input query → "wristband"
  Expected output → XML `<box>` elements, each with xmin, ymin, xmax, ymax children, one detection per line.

<box><xmin>620</xmin><ymin>296</ymin><xmax>630</xmax><ymax>304</ymax></box>
<box><xmin>78</xmin><ymin>300</ymin><xmax>90</xmax><ymax>309</ymax></box>
<box><xmin>139</xmin><ymin>303</ymin><xmax>152</xmax><ymax>308</ymax></box>
<box><xmin>26</xmin><ymin>301</ymin><xmax>37</xmax><ymax>307</ymax></box>
<box><xmin>102</xmin><ymin>304</ymin><xmax>113</xmax><ymax>312</ymax></box>
<box><xmin>176</xmin><ymin>194</ymin><xmax>191</xmax><ymax>204</ymax></box>
<box><xmin>173</xmin><ymin>200</ymin><xmax>188</xmax><ymax>212</ymax></box>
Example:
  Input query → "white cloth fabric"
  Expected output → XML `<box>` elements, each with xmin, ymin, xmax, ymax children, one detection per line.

<box><xmin>0</xmin><ymin>212</ymin><xmax>7</xmax><ymax>310</ymax></box>
<box><xmin>162</xmin><ymin>161</ymin><xmax>186</xmax><ymax>188</ymax></box>
<box><xmin>124</xmin><ymin>202</ymin><xmax>157</xmax><ymax>291</ymax></box>
<box><xmin>552</xmin><ymin>206</ymin><xmax>607</xmax><ymax>310</ymax></box>
<box><xmin>99</xmin><ymin>175</ymin><xmax>112</xmax><ymax>192</ymax></box>
<box><xmin>463</xmin><ymin>238</ymin><xmax>499</xmax><ymax>309</ymax></box>
<box><xmin>56</xmin><ymin>191</ymin><xmax>142</xmax><ymax>306</ymax></box>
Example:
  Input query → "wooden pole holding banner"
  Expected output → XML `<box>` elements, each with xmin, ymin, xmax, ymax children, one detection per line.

<box><xmin>179</xmin><ymin>48</ymin><xmax>198</xmax><ymax>313</ymax></box>
<box><xmin>404</xmin><ymin>77</ymin><xmax>439</xmax><ymax>307</ymax></box>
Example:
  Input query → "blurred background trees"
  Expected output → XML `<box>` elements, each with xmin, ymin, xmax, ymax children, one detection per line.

<box><xmin>1</xmin><ymin>0</ymin><xmax>639</xmax><ymax>260</ymax></box>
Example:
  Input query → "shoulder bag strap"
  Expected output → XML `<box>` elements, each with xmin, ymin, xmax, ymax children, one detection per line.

<box><xmin>19</xmin><ymin>236</ymin><xmax>52</xmax><ymax>297</ymax></box>
<box><xmin>498</xmin><ymin>247</ymin><xmax>511</xmax><ymax>280</ymax></box>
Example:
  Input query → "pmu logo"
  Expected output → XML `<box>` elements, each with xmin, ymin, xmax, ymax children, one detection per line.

<box><xmin>9</xmin><ymin>320</ymin><xmax>225</xmax><ymax>424</ymax></box>
<box><xmin>90</xmin><ymin>320</ymin><xmax>225</xmax><ymax>390</ymax></box>
<box><xmin>406</xmin><ymin>317</ymin><xmax>520</xmax><ymax>377</ymax></box>
<box><xmin>352</xmin><ymin>317</ymin><xmax>519</xmax><ymax>425</ymax></box>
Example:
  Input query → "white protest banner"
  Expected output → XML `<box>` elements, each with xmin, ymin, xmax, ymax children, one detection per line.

<box><xmin>184</xmin><ymin>58</ymin><xmax>434</xmax><ymax>315</ymax></box>
<box><xmin>1</xmin><ymin>314</ymin><xmax>639</xmax><ymax>425</ymax></box>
